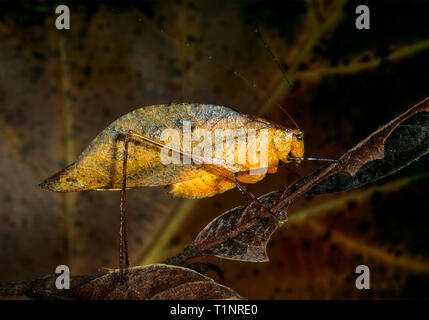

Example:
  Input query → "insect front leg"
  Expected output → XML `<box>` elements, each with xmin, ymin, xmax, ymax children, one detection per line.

<box><xmin>232</xmin><ymin>171</ymin><xmax>279</xmax><ymax>223</ymax></box>
<box><xmin>234</xmin><ymin>180</ymin><xmax>252</xmax><ymax>207</ymax></box>
<box><xmin>279</xmin><ymin>161</ymin><xmax>302</xmax><ymax>180</ymax></box>
<box><xmin>184</xmin><ymin>262</ymin><xmax>225</xmax><ymax>285</ymax></box>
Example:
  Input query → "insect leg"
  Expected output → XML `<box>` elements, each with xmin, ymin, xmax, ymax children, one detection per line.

<box><xmin>232</xmin><ymin>172</ymin><xmax>279</xmax><ymax>223</ymax></box>
<box><xmin>118</xmin><ymin>128</ymin><xmax>202</xmax><ymax>277</ymax></box>
<box><xmin>119</xmin><ymin>131</ymin><xmax>131</xmax><ymax>279</ymax></box>
<box><xmin>235</xmin><ymin>182</ymin><xmax>252</xmax><ymax>207</ymax></box>
<box><xmin>185</xmin><ymin>262</ymin><xmax>225</xmax><ymax>285</ymax></box>
<box><xmin>279</xmin><ymin>161</ymin><xmax>302</xmax><ymax>179</ymax></box>
<box><xmin>126</xmin><ymin>129</ymin><xmax>196</xmax><ymax>162</ymax></box>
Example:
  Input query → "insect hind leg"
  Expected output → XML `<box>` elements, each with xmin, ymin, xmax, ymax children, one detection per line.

<box><xmin>118</xmin><ymin>129</ymin><xmax>166</xmax><ymax>279</ymax></box>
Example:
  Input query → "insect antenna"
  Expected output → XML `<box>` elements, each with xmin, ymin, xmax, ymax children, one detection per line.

<box><xmin>157</xmin><ymin>24</ymin><xmax>335</xmax><ymax>162</ymax></box>
<box><xmin>157</xmin><ymin>24</ymin><xmax>301</xmax><ymax>132</ymax></box>
<box><xmin>158</xmin><ymin>27</ymin><xmax>265</xmax><ymax>95</ymax></box>
<box><xmin>256</xmin><ymin>28</ymin><xmax>338</xmax><ymax>163</ymax></box>
<box><xmin>280</xmin><ymin>105</ymin><xmax>301</xmax><ymax>132</ymax></box>
<box><xmin>255</xmin><ymin>28</ymin><xmax>293</xmax><ymax>89</ymax></box>
<box><xmin>255</xmin><ymin>28</ymin><xmax>301</xmax><ymax>132</ymax></box>
<box><xmin>143</xmin><ymin>18</ymin><xmax>275</xmax><ymax>101</ymax></box>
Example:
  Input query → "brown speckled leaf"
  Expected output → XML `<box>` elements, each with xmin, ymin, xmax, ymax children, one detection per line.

<box><xmin>77</xmin><ymin>265</ymin><xmax>242</xmax><ymax>300</ymax></box>
<box><xmin>150</xmin><ymin>281</ymin><xmax>242</xmax><ymax>300</ymax></box>
<box><xmin>187</xmin><ymin>191</ymin><xmax>284</xmax><ymax>262</ymax></box>
<box><xmin>0</xmin><ymin>265</ymin><xmax>243</xmax><ymax>300</ymax></box>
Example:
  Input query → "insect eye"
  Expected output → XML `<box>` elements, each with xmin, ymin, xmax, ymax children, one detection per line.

<box><xmin>296</xmin><ymin>134</ymin><xmax>303</xmax><ymax>141</ymax></box>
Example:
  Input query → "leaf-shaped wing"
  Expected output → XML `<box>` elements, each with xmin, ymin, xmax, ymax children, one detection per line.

<box><xmin>39</xmin><ymin>103</ymin><xmax>270</xmax><ymax>192</ymax></box>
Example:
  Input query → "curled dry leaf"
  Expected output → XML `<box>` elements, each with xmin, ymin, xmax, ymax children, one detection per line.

<box><xmin>0</xmin><ymin>274</ymin><xmax>98</xmax><ymax>300</ymax></box>
<box><xmin>308</xmin><ymin>97</ymin><xmax>429</xmax><ymax>194</ymax></box>
<box><xmin>0</xmin><ymin>265</ymin><xmax>243</xmax><ymax>300</ymax></box>
<box><xmin>165</xmin><ymin>190</ymin><xmax>285</xmax><ymax>264</ymax></box>
<box><xmin>166</xmin><ymin>98</ymin><xmax>429</xmax><ymax>263</ymax></box>
<box><xmin>76</xmin><ymin>265</ymin><xmax>242</xmax><ymax>300</ymax></box>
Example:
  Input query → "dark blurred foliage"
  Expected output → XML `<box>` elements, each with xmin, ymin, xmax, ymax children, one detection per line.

<box><xmin>0</xmin><ymin>0</ymin><xmax>428</xmax><ymax>299</ymax></box>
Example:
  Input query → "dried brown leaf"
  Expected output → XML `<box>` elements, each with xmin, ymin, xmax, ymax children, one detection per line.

<box><xmin>76</xmin><ymin>265</ymin><xmax>242</xmax><ymax>300</ymax></box>
<box><xmin>0</xmin><ymin>265</ymin><xmax>243</xmax><ymax>300</ymax></box>
<box><xmin>165</xmin><ymin>190</ymin><xmax>284</xmax><ymax>264</ymax></box>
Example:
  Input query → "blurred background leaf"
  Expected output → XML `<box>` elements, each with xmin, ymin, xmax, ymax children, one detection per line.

<box><xmin>0</xmin><ymin>0</ymin><xmax>428</xmax><ymax>299</ymax></box>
